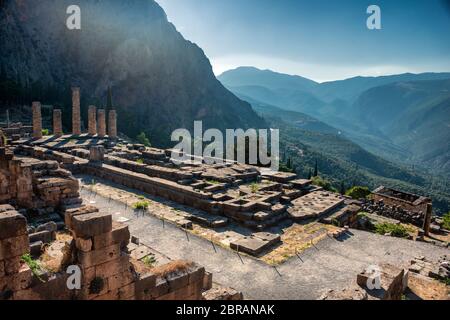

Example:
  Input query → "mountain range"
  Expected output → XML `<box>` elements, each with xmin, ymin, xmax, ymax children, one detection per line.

<box><xmin>0</xmin><ymin>1</ymin><xmax>448</xmax><ymax>213</ymax></box>
<box><xmin>0</xmin><ymin>0</ymin><xmax>265</xmax><ymax>147</ymax></box>
<box><xmin>218</xmin><ymin>67</ymin><xmax>450</xmax><ymax>173</ymax></box>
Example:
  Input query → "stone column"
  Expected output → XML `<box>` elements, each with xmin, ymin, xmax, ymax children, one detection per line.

<box><xmin>72</xmin><ymin>87</ymin><xmax>81</xmax><ymax>135</ymax></box>
<box><xmin>97</xmin><ymin>109</ymin><xmax>106</xmax><ymax>137</ymax></box>
<box><xmin>108</xmin><ymin>110</ymin><xmax>117</xmax><ymax>139</ymax></box>
<box><xmin>32</xmin><ymin>101</ymin><xmax>43</xmax><ymax>139</ymax></box>
<box><xmin>53</xmin><ymin>109</ymin><xmax>63</xmax><ymax>137</ymax></box>
<box><xmin>423</xmin><ymin>203</ymin><xmax>432</xmax><ymax>236</ymax></box>
<box><xmin>88</xmin><ymin>105</ymin><xmax>97</xmax><ymax>136</ymax></box>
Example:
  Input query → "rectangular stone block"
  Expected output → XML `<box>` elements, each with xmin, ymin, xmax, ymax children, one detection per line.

<box><xmin>0</xmin><ymin>264</ymin><xmax>32</xmax><ymax>293</ymax></box>
<box><xmin>75</xmin><ymin>238</ymin><xmax>93</xmax><ymax>252</ymax></box>
<box><xmin>29</xmin><ymin>230</ymin><xmax>54</xmax><ymax>244</ymax></box>
<box><xmin>166</xmin><ymin>271</ymin><xmax>189</xmax><ymax>291</ymax></box>
<box><xmin>4</xmin><ymin>256</ymin><xmax>21</xmax><ymax>275</ymax></box>
<box><xmin>94</xmin><ymin>255</ymin><xmax>130</xmax><ymax>279</ymax></box>
<box><xmin>202</xmin><ymin>271</ymin><xmax>213</xmax><ymax>291</ymax></box>
<box><xmin>135</xmin><ymin>273</ymin><xmax>157</xmax><ymax>300</ymax></box>
<box><xmin>0</xmin><ymin>260</ymin><xmax>4</xmax><ymax>277</ymax></box>
<box><xmin>71</xmin><ymin>212</ymin><xmax>112</xmax><ymax>238</ymax></box>
<box><xmin>0</xmin><ymin>235</ymin><xmax>29</xmax><ymax>260</ymax></box>
<box><xmin>107</xmin><ymin>270</ymin><xmax>135</xmax><ymax>291</ymax></box>
<box><xmin>92</xmin><ymin>222</ymin><xmax>130</xmax><ymax>250</ymax></box>
<box><xmin>64</xmin><ymin>205</ymin><xmax>99</xmax><ymax>229</ymax></box>
<box><xmin>0</xmin><ymin>210</ymin><xmax>27</xmax><ymax>240</ymax></box>
<box><xmin>188</xmin><ymin>266</ymin><xmax>205</xmax><ymax>284</ymax></box>
<box><xmin>77</xmin><ymin>244</ymin><xmax>121</xmax><ymax>268</ymax></box>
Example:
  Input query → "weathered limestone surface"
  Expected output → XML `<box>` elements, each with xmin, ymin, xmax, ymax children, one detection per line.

<box><xmin>52</xmin><ymin>109</ymin><xmax>63</xmax><ymax>137</ymax></box>
<box><xmin>88</xmin><ymin>105</ymin><xmax>97</xmax><ymax>136</ymax></box>
<box><xmin>72</xmin><ymin>87</ymin><xmax>81</xmax><ymax>135</ymax></box>
<box><xmin>32</xmin><ymin>102</ymin><xmax>42</xmax><ymax>140</ymax></box>
<box><xmin>108</xmin><ymin>110</ymin><xmax>117</xmax><ymax>139</ymax></box>
<box><xmin>97</xmin><ymin>109</ymin><xmax>106</xmax><ymax>137</ymax></box>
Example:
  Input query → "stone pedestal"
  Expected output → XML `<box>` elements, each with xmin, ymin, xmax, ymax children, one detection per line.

<box><xmin>88</xmin><ymin>105</ymin><xmax>97</xmax><ymax>136</ymax></box>
<box><xmin>32</xmin><ymin>102</ymin><xmax>43</xmax><ymax>140</ymax></box>
<box><xmin>98</xmin><ymin>109</ymin><xmax>106</xmax><ymax>137</ymax></box>
<box><xmin>72</xmin><ymin>87</ymin><xmax>81</xmax><ymax>135</ymax></box>
<box><xmin>53</xmin><ymin>109</ymin><xmax>63</xmax><ymax>137</ymax></box>
<box><xmin>108</xmin><ymin>110</ymin><xmax>117</xmax><ymax>139</ymax></box>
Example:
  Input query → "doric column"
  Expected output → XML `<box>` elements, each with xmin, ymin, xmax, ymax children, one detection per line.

<box><xmin>423</xmin><ymin>203</ymin><xmax>432</xmax><ymax>236</ymax></box>
<box><xmin>53</xmin><ymin>109</ymin><xmax>63</xmax><ymax>137</ymax></box>
<box><xmin>32</xmin><ymin>101</ymin><xmax>43</xmax><ymax>139</ymax></box>
<box><xmin>72</xmin><ymin>87</ymin><xmax>81</xmax><ymax>135</ymax></box>
<box><xmin>108</xmin><ymin>110</ymin><xmax>117</xmax><ymax>139</ymax></box>
<box><xmin>88</xmin><ymin>105</ymin><xmax>97</xmax><ymax>136</ymax></box>
<box><xmin>97</xmin><ymin>109</ymin><xmax>106</xmax><ymax>137</ymax></box>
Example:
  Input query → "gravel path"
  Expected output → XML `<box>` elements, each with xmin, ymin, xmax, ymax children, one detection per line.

<box><xmin>80</xmin><ymin>188</ymin><xmax>449</xmax><ymax>300</ymax></box>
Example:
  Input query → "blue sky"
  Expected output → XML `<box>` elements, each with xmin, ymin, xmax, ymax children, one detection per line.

<box><xmin>156</xmin><ymin>0</ymin><xmax>450</xmax><ymax>82</ymax></box>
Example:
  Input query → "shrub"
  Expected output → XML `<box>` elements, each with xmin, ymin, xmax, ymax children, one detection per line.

<box><xmin>142</xmin><ymin>255</ymin><xmax>157</xmax><ymax>267</ymax></box>
<box><xmin>21</xmin><ymin>254</ymin><xmax>44</xmax><ymax>282</ymax></box>
<box><xmin>41</xmin><ymin>129</ymin><xmax>49</xmax><ymax>136</ymax></box>
<box><xmin>133</xmin><ymin>200</ymin><xmax>149</xmax><ymax>210</ymax></box>
<box><xmin>311</xmin><ymin>176</ymin><xmax>338</xmax><ymax>193</ymax></box>
<box><xmin>442</xmin><ymin>212</ymin><xmax>450</xmax><ymax>230</ymax></box>
<box><xmin>250</xmin><ymin>183</ymin><xmax>260</xmax><ymax>193</ymax></box>
<box><xmin>136</xmin><ymin>158</ymin><xmax>144</xmax><ymax>164</ymax></box>
<box><xmin>374</xmin><ymin>223</ymin><xmax>409</xmax><ymax>238</ymax></box>
<box><xmin>136</xmin><ymin>132</ymin><xmax>151</xmax><ymax>147</ymax></box>
<box><xmin>345</xmin><ymin>186</ymin><xmax>371</xmax><ymax>200</ymax></box>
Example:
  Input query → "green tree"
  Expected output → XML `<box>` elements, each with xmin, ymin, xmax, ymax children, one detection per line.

<box><xmin>313</xmin><ymin>159</ymin><xmax>318</xmax><ymax>177</ymax></box>
<box><xmin>340</xmin><ymin>181</ymin><xmax>346</xmax><ymax>195</ymax></box>
<box><xmin>345</xmin><ymin>186</ymin><xmax>371</xmax><ymax>200</ymax></box>
<box><xmin>136</xmin><ymin>132</ymin><xmax>151</xmax><ymax>147</ymax></box>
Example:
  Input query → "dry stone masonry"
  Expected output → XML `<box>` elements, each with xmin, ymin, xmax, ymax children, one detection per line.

<box><xmin>53</xmin><ymin>109</ymin><xmax>63</xmax><ymax>137</ymax></box>
<box><xmin>71</xmin><ymin>87</ymin><xmax>81</xmax><ymax>136</ymax></box>
<box><xmin>97</xmin><ymin>109</ymin><xmax>106</xmax><ymax>138</ymax></box>
<box><xmin>88</xmin><ymin>105</ymin><xmax>97</xmax><ymax>136</ymax></box>
<box><xmin>32</xmin><ymin>102</ymin><xmax>42</xmax><ymax>140</ymax></box>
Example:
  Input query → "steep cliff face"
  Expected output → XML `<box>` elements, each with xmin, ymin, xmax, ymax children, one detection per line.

<box><xmin>0</xmin><ymin>0</ymin><xmax>265</xmax><ymax>146</ymax></box>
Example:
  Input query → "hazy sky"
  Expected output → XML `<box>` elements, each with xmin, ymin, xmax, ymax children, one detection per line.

<box><xmin>156</xmin><ymin>0</ymin><xmax>450</xmax><ymax>82</ymax></box>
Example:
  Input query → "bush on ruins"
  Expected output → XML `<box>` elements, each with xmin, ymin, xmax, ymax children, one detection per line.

<box><xmin>345</xmin><ymin>186</ymin><xmax>371</xmax><ymax>200</ymax></box>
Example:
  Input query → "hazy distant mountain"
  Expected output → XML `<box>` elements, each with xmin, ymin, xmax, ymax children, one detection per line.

<box><xmin>352</xmin><ymin>80</ymin><xmax>450</xmax><ymax>171</ymax></box>
<box><xmin>250</xmin><ymin>101</ymin><xmax>450</xmax><ymax>215</ymax></box>
<box><xmin>0</xmin><ymin>0</ymin><xmax>265</xmax><ymax>146</ymax></box>
<box><xmin>218</xmin><ymin>67</ymin><xmax>450</xmax><ymax>172</ymax></box>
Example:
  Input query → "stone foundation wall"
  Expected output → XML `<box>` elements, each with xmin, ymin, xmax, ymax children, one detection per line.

<box><xmin>1</xmin><ymin>204</ymin><xmax>207</xmax><ymax>300</ymax></box>
<box><xmin>361</xmin><ymin>199</ymin><xmax>425</xmax><ymax>226</ymax></box>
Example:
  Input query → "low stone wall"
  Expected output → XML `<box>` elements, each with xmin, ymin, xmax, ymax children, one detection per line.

<box><xmin>361</xmin><ymin>199</ymin><xmax>424</xmax><ymax>226</ymax></box>
<box><xmin>0</xmin><ymin>203</ymin><xmax>208</xmax><ymax>300</ymax></box>
<box><xmin>84</xmin><ymin>163</ymin><xmax>219</xmax><ymax>213</ymax></box>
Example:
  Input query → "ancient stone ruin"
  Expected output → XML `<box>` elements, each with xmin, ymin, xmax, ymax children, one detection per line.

<box><xmin>1</xmin><ymin>88</ymin><xmax>445</xmax><ymax>300</ymax></box>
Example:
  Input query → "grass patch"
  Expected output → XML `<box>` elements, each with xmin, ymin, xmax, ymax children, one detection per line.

<box><xmin>250</xmin><ymin>182</ymin><xmax>260</xmax><ymax>193</ymax></box>
<box><xmin>442</xmin><ymin>212</ymin><xmax>450</xmax><ymax>230</ymax></box>
<box><xmin>374</xmin><ymin>223</ymin><xmax>410</xmax><ymax>238</ymax></box>
<box><xmin>142</xmin><ymin>255</ymin><xmax>157</xmax><ymax>268</ymax></box>
<box><xmin>21</xmin><ymin>254</ymin><xmax>44</xmax><ymax>282</ymax></box>
<box><xmin>136</xmin><ymin>158</ymin><xmax>144</xmax><ymax>164</ymax></box>
<box><xmin>206</xmin><ymin>180</ymin><xmax>220</xmax><ymax>185</ymax></box>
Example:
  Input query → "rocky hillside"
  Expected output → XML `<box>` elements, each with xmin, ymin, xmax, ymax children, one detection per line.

<box><xmin>0</xmin><ymin>0</ymin><xmax>265</xmax><ymax>146</ymax></box>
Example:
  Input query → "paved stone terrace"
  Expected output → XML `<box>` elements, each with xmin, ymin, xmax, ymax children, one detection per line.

<box><xmin>81</xmin><ymin>188</ymin><xmax>449</xmax><ymax>300</ymax></box>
